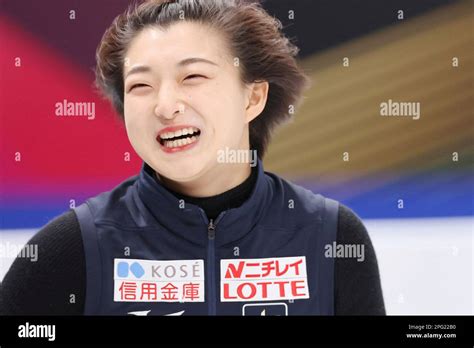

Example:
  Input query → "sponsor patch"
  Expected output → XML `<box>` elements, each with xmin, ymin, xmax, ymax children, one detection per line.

<box><xmin>114</xmin><ymin>258</ymin><xmax>205</xmax><ymax>302</ymax></box>
<box><xmin>221</xmin><ymin>256</ymin><xmax>309</xmax><ymax>302</ymax></box>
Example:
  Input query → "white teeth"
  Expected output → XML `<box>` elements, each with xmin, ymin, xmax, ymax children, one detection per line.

<box><xmin>162</xmin><ymin>133</ymin><xmax>199</xmax><ymax>148</ymax></box>
<box><xmin>160</xmin><ymin>127</ymin><xmax>199</xmax><ymax>140</ymax></box>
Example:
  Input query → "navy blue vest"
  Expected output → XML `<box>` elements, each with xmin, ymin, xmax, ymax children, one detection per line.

<box><xmin>74</xmin><ymin>160</ymin><xmax>338</xmax><ymax>316</ymax></box>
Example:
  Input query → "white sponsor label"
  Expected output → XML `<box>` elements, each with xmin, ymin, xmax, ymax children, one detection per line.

<box><xmin>114</xmin><ymin>258</ymin><xmax>205</xmax><ymax>302</ymax></box>
<box><xmin>220</xmin><ymin>256</ymin><xmax>309</xmax><ymax>302</ymax></box>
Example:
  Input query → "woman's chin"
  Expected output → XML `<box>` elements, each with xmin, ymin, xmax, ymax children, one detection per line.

<box><xmin>157</xmin><ymin>162</ymin><xmax>209</xmax><ymax>183</ymax></box>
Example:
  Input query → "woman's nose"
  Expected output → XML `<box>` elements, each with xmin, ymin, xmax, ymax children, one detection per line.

<box><xmin>153</xmin><ymin>86</ymin><xmax>185</xmax><ymax>120</ymax></box>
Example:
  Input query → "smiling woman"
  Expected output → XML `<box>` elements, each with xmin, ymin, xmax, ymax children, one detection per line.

<box><xmin>95</xmin><ymin>1</ymin><xmax>308</xmax><ymax>196</ymax></box>
<box><xmin>120</xmin><ymin>21</ymin><xmax>246</xmax><ymax>191</ymax></box>
<box><xmin>0</xmin><ymin>0</ymin><xmax>385</xmax><ymax>317</ymax></box>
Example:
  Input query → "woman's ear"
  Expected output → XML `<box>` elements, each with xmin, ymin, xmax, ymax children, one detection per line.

<box><xmin>245</xmin><ymin>80</ymin><xmax>269</xmax><ymax>123</ymax></box>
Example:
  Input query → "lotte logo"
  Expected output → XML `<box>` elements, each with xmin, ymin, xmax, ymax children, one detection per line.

<box><xmin>220</xmin><ymin>256</ymin><xmax>310</xmax><ymax>302</ymax></box>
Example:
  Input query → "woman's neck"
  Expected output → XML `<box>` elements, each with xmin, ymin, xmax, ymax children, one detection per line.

<box><xmin>157</xmin><ymin>162</ymin><xmax>252</xmax><ymax>198</ymax></box>
<box><xmin>152</xmin><ymin>162</ymin><xmax>258</xmax><ymax>220</ymax></box>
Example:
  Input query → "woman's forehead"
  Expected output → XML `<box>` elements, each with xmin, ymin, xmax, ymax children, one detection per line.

<box><xmin>125</xmin><ymin>22</ymin><xmax>232</xmax><ymax>68</ymax></box>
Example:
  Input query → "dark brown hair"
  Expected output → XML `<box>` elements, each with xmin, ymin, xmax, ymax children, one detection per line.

<box><xmin>95</xmin><ymin>0</ymin><xmax>309</xmax><ymax>158</ymax></box>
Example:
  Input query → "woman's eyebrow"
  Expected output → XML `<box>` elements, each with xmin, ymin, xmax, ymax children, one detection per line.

<box><xmin>125</xmin><ymin>58</ymin><xmax>218</xmax><ymax>78</ymax></box>
<box><xmin>177</xmin><ymin>57</ymin><xmax>218</xmax><ymax>67</ymax></box>
<box><xmin>125</xmin><ymin>65</ymin><xmax>151</xmax><ymax>79</ymax></box>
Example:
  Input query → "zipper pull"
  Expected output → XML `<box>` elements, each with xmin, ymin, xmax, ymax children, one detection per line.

<box><xmin>208</xmin><ymin>219</ymin><xmax>216</xmax><ymax>240</ymax></box>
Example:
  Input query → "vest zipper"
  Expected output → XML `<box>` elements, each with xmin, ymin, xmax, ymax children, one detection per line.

<box><xmin>207</xmin><ymin>219</ymin><xmax>216</xmax><ymax>315</ymax></box>
<box><xmin>208</xmin><ymin>219</ymin><xmax>216</xmax><ymax>240</ymax></box>
<box><xmin>204</xmin><ymin>212</ymin><xmax>225</xmax><ymax>316</ymax></box>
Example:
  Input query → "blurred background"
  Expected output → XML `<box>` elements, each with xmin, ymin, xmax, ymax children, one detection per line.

<box><xmin>1</xmin><ymin>0</ymin><xmax>473</xmax><ymax>314</ymax></box>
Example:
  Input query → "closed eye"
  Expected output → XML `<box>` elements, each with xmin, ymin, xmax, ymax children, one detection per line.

<box><xmin>128</xmin><ymin>83</ymin><xmax>150</xmax><ymax>91</ymax></box>
<box><xmin>185</xmin><ymin>74</ymin><xmax>205</xmax><ymax>80</ymax></box>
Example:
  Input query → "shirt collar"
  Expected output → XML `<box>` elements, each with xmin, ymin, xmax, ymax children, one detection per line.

<box><xmin>137</xmin><ymin>159</ymin><xmax>272</xmax><ymax>246</ymax></box>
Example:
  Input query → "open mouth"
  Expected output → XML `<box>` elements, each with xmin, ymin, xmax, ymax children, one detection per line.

<box><xmin>157</xmin><ymin>126</ymin><xmax>201</xmax><ymax>150</ymax></box>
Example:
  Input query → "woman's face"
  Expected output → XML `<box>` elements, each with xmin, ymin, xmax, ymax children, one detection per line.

<box><xmin>123</xmin><ymin>21</ymin><xmax>255</xmax><ymax>183</ymax></box>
